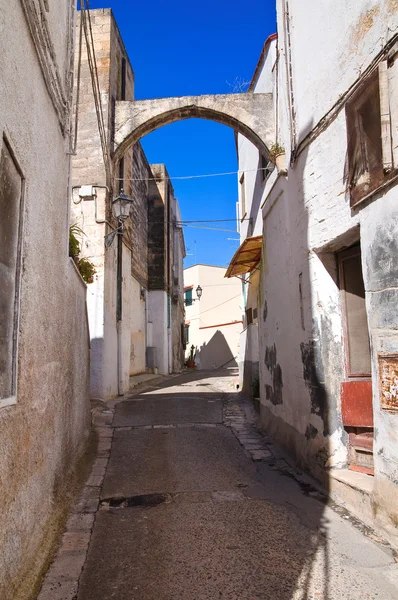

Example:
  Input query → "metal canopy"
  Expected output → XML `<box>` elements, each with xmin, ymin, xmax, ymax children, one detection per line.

<box><xmin>225</xmin><ymin>235</ymin><xmax>262</xmax><ymax>278</ymax></box>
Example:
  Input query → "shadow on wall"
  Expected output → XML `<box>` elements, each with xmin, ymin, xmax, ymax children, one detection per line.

<box><xmin>256</xmin><ymin>117</ymin><xmax>343</xmax><ymax>598</ymax></box>
<box><xmin>196</xmin><ymin>330</ymin><xmax>237</xmax><ymax>370</ymax></box>
<box><xmin>90</xmin><ymin>337</ymin><xmax>104</xmax><ymax>399</ymax></box>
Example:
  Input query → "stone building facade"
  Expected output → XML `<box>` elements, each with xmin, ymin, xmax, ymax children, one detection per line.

<box><xmin>71</xmin><ymin>9</ymin><xmax>185</xmax><ymax>398</ymax></box>
<box><xmin>230</xmin><ymin>1</ymin><xmax>398</xmax><ymax>546</ymax></box>
<box><xmin>0</xmin><ymin>1</ymin><xmax>90</xmax><ymax>598</ymax></box>
<box><xmin>147</xmin><ymin>164</ymin><xmax>186</xmax><ymax>375</ymax></box>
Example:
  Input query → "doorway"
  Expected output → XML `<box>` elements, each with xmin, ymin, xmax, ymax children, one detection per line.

<box><xmin>338</xmin><ymin>243</ymin><xmax>374</xmax><ymax>474</ymax></box>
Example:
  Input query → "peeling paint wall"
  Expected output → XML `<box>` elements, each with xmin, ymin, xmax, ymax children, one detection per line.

<box><xmin>236</xmin><ymin>37</ymin><xmax>277</xmax><ymax>399</ymax></box>
<box><xmin>250</xmin><ymin>0</ymin><xmax>398</xmax><ymax>538</ymax></box>
<box><xmin>0</xmin><ymin>1</ymin><xmax>90</xmax><ymax>598</ymax></box>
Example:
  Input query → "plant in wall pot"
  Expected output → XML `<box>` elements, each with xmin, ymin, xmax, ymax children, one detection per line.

<box><xmin>69</xmin><ymin>223</ymin><xmax>96</xmax><ymax>284</ymax></box>
<box><xmin>269</xmin><ymin>142</ymin><xmax>287</xmax><ymax>174</ymax></box>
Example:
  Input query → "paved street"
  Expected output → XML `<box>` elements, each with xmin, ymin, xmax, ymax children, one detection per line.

<box><xmin>40</xmin><ymin>370</ymin><xmax>398</xmax><ymax>600</ymax></box>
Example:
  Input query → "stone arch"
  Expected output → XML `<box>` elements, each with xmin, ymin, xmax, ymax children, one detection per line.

<box><xmin>113</xmin><ymin>93</ymin><xmax>275</xmax><ymax>163</ymax></box>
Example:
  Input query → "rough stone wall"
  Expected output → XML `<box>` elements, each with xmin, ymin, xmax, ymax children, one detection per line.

<box><xmin>0</xmin><ymin>2</ymin><xmax>90</xmax><ymax>598</ymax></box>
<box><xmin>71</xmin><ymin>9</ymin><xmax>150</xmax><ymax>395</ymax></box>
<box><xmin>128</xmin><ymin>143</ymin><xmax>149</xmax><ymax>288</ymax></box>
<box><xmin>147</xmin><ymin>164</ymin><xmax>168</xmax><ymax>291</ymax></box>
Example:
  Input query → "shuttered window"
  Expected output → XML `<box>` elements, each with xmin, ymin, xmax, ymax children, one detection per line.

<box><xmin>346</xmin><ymin>64</ymin><xmax>395</xmax><ymax>207</ymax></box>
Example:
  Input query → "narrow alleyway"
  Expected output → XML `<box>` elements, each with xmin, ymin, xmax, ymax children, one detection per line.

<box><xmin>39</xmin><ymin>371</ymin><xmax>398</xmax><ymax>600</ymax></box>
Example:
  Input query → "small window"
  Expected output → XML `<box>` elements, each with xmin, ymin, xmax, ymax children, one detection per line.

<box><xmin>185</xmin><ymin>324</ymin><xmax>190</xmax><ymax>344</ymax></box>
<box><xmin>346</xmin><ymin>67</ymin><xmax>394</xmax><ymax>206</ymax></box>
<box><xmin>185</xmin><ymin>288</ymin><xmax>192</xmax><ymax>306</ymax></box>
<box><xmin>0</xmin><ymin>139</ymin><xmax>24</xmax><ymax>405</ymax></box>
<box><xmin>110</xmin><ymin>96</ymin><xmax>116</xmax><ymax>149</ymax></box>
<box><xmin>260</xmin><ymin>154</ymin><xmax>273</xmax><ymax>183</ymax></box>
<box><xmin>240</xmin><ymin>173</ymin><xmax>246</xmax><ymax>219</ymax></box>
<box><xmin>246</xmin><ymin>307</ymin><xmax>253</xmax><ymax>326</ymax></box>
<box><xmin>121</xmin><ymin>57</ymin><xmax>127</xmax><ymax>100</ymax></box>
<box><xmin>338</xmin><ymin>245</ymin><xmax>371</xmax><ymax>377</ymax></box>
<box><xmin>118</xmin><ymin>157</ymin><xmax>124</xmax><ymax>193</ymax></box>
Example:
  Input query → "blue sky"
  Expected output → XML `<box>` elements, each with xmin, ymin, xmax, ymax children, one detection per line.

<box><xmin>89</xmin><ymin>0</ymin><xmax>277</xmax><ymax>267</ymax></box>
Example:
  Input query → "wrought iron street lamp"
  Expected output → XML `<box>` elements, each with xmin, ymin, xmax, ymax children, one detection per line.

<box><xmin>107</xmin><ymin>189</ymin><xmax>133</xmax><ymax>396</ymax></box>
<box><xmin>112</xmin><ymin>190</ymin><xmax>133</xmax><ymax>221</ymax></box>
<box><xmin>196</xmin><ymin>285</ymin><xmax>203</xmax><ymax>300</ymax></box>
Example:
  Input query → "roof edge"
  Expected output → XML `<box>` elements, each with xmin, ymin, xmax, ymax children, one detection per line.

<box><xmin>248</xmin><ymin>33</ymin><xmax>278</xmax><ymax>92</ymax></box>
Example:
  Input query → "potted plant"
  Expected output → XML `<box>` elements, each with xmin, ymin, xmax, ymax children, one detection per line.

<box><xmin>269</xmin><ymin>142</ymin><xmax>287</xmax><ymax>174</ymax></box>
<box><xmin>69</xmin><ymin>223</ymin><xmax>96</xmax><ymax>284</ymax></box>
<box><xmin>69</xmin><ymin>223</ymin><xmax>82</xmax><ymax>264</ymax></box>
<box><xmin>186</xmin><ymin>344</ymin><xmax>196</xmax><ymax>368</ymax></box>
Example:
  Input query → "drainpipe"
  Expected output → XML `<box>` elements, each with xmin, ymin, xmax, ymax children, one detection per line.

<box><xmin>116</xmin><ymin>218</ymin><xmax>123</xmax><ymax>395</ymax></box>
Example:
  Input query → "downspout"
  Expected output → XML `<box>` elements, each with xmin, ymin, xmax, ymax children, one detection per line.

<box><xmin>116</xmin><ymin>218</ymin><xmax>123</xmax><ymax>395</ymax></box>
<box><xmin>282</xmin><ymin>0</ymin><xmax>297</xmax><ymax>158</ymax></box>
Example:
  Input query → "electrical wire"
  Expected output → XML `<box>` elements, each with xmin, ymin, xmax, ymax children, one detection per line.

<box><xmin>114</xmin><ymin>166</ymin><xmax>272</xmax><ymax>182</ymax></box>
<box><xmin>186</xmin><ymin>293</ymin><xmax>242</xmax><ymax>317</ymax></box>
<box><xmin>182</xmin><ymin>224</ymin><xmax>238</xmax><ymax>233</ymax></box>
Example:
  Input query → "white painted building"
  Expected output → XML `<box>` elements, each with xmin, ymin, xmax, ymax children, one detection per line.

<box><xmin>0</xmin><ymin>2</ymin><xmax>90</xmax><ymax>597</ymax></box>
<box><xmin>228</xmin><ymin>2</ymin><xmax>398</xmax><ymax>546</ymax></box>
<box><xmin>184</xmin><ymin>265</ymin><xmax>242</xmax><ymax>370</ymax></box>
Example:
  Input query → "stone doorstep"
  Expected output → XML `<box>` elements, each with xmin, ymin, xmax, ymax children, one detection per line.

<box><xmin>327</xmin><ymin>468</ymin><xmax>398</xmax><ymax>549</ymax></box>
<box><xmin>329</xmin><ymin>468</ymin><xmax>377</xmax><ymax>538</ymax></box>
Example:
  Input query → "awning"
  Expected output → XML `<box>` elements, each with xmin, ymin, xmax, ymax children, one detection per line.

<box><xmin>225</xmin><ymin>235</ymin><xmax>262</xmax><ymax>278</ymax></box>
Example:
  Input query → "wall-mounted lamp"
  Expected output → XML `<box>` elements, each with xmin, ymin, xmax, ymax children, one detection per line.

<box><xmin>112</xmin><ymin>189</ymin><xmax>133</xmax><ymax>221</ymax></box>
<box><xmin>184</xmin><ymin>284</ymin><xmax>203</xmax><ymax>306</ymax></box>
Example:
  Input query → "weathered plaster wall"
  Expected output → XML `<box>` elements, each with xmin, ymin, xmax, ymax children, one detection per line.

<box><xmin>129</xmin><ymin>276</ymin><xmax>146</xmax><ymax>376</ymax></box>
<box><xmin>147</xmin><ymin>290</ymin><xmax>169</xmax><ymax>374</ymax></box>
<box><xmin>252</xmin><ymin>0</ymin><xmax>398</xmax><ymax>538</ymax></box>
<box><xmin>286</xmin><ymin>0</ymin><xmax>398</xmax><ymax>141</ymax></box>
<box><xmin>236</xmin><ymin>37</ymin><xmax>277</xmax><ymax>396</ymax></box>
<box><xmin>0</xmin><ymin>1</ymin><xmax>90</xmax><ymax>597</ymax></box>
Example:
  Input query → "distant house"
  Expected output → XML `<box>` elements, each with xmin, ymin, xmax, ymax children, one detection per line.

<box><xmin>184</xmin><ymin>265</ymin><xmax>242</xmax><ymax>370</ymax></box>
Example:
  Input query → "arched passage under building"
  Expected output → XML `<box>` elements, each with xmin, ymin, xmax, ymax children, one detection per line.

<box><xmin>113</xmin><ymin>92</ymin><xmax>275</xmax><ymax>162</ymax></box>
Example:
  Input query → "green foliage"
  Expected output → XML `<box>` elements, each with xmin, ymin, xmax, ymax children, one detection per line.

<box><xmin>269</xmin><ymin>142</ymin><xmax>285</xmax><ymax>161</ymax></box>
<box><xmin>69</xmin><ymin>223</ymin><xmax>96</xmax><ymax>284</ymax></box>
<box><xmin>69</xmin><ymin>226</ymin><xmax>81</xmax><ymax>257</ymax></box>
<box><xmin>77</xmin><ymin>258</ymin><xmax>96</xmax><ymax>284</ymax></box>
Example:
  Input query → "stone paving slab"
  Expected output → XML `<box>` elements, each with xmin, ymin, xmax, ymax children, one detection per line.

<box><xmin>101</xmin><ymin>426</ymin><xmax>255</xmax><ymax>499</ymax></box>
<box><xmin>113</xmin><ymin>395</ymin><xmax>223</xmax><ymax>427</ymax></box>
<box><xmin>37</xmin><ymin>371</ymin><xmax>398</xmax><ymax>600</ymax></box>
<box><xmin>77</xmin><ymin>499</ymin><xmax>397</xmax><ymax>600</ymax></box>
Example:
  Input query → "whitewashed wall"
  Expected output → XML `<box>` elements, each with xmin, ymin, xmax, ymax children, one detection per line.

<box><xmin>0</xmin><ymin>2</ymin><xmax>90</xmax><ymax>597</ymax></box>
<box><xmin>252</xmin><ymin>0</ymin><xmax>398</xmax><ymax>543</ymax></box>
